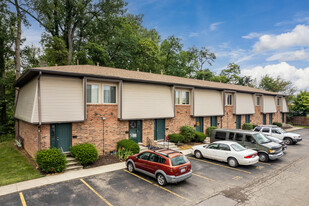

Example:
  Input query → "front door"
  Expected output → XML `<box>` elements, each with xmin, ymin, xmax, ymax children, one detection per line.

<box><xmin>282</xmin><ymin>113</ymin><xmax>285</xmax><ymax>123</ymax></box>
<box><xmin>154</xmin><ymin>119</ymin><xmax>165</xmax><ymax>141</ymax></box>
<box><xmin>236</xmin><ymin>115</ymin><xmax>241</xmax><ymax>129</ymax></box>
<box><xmin>263</xmin><ymin>114</ymin><xmax>266</xmax><ymax>125</ymax></box>
<box><xmin>269</xmin><ymin>114</ymin><xmax>273</xmax><ymax>125</ymax></box>
<box><xmin>211</xmin><ymin>116</ymin><xmax>217</xmax><ymax>127</ymax></box>
<box><xmin>196</xmin><ymin>117</ymin><xmax>204</xmax><ymax>133</ymax></box>
<box><xmin>129</xmin><ymin>120</ymin><xmax>142</xmax><ymax>143</ymax></box>
<box><xmin>50</xmin><ymin>123</ymin><xmax>72</xmax><ymax>152</ymax></box>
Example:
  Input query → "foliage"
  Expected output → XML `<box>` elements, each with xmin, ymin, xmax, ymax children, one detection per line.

<box><xmin>36</xmin><ymin>148</ymin><xmax>67</xmax><ymax>173</ymax></box>
<box><xmin>206</xmin><ymin>126</ymin><xmax>217</xmax><ymax>137</ymax></box>
<box><xmin>70</xmin><ymin>143</ymin><xmax>99</xmax><ymax>166</ymax></box>
<box><xmin>41</xmin><ymin>36</ymin><xmax>68</xmax><ymax>66</ymax></box>
<box><xmin>194</xmin><ymin>131</ymin><xmax>206</xmax><ymax>142</ymax></box>
<box><xmin>0</xmin><ymin>133</ymin><xmax>15</xmax><ymax>143</ymax></box>
<box><xmin>273</xmin><ymin>122</ymin><xmax>282</xmax><ymax>127</ymax></box>
<box><xmin>220</xmin><ymin>63</ymin><xmax>255</xmax><ymax>86</ymax></box>
<box><xmin>180</xmin><ymin>126</ymin><xmax>196</xmax><ymax>143</ymax></box>
<box><xmin>242</xmin><ymin>123</ymin><xmax>253</xmax><ymax>130</ymax></box>
<box><xmin>117</xmin><ymin>139</ymin><xmax>140</xmax><ymax>154</ymax></box>
<box><xmin>0</xmin><ymin>140</ymin><xmax>42</xmax><ymax>186</ymax></box>
<box><xmin>117</xmin><ymin>147</ymin><xmax>133</xmax><ymax>161</ymax></box>
<box><xmin>168</xmin><ymin>133</ymin><xmax>185</xmax><ymax>143</ymax></box>
<box><xmin>252</xmin><ymin>124</ymin><xmax>258</xmax><ymax>129</ymax></box>
<box><xmin>290</xmin><ymin>91</ymin><xmax>309</xmax><ymax>116</ymax></box>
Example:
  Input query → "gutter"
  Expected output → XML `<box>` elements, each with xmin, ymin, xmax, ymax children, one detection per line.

<box><xmin>37</xmin><ymin>71</ymin><xmax>42</xmax><ymax>151</ymax></box>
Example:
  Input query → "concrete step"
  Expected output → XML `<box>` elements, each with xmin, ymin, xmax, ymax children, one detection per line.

<box><xmin>67</xmin><ymin>161</ymin><xmax>79</xmax><ymax>166</ymax></box>
<box><xmin>66</xmin><ymin>157</ymin><xmax>76</xmax><ymax>161</ymax></box>
<box><xmin>65</xmin><ymin>165</ymin><xmax>83</xmax><ymax>172</ymax></box>
<box><xmin>63</xmin><ymin>152</ymin><xmax>72</xmax><ymax>157</ymax></box>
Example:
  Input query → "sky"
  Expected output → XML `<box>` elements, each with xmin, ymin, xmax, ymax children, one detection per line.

<box><xmin>23</xmin><ymin>0</ymin><xmax>309</xmax><ymax>91</ymax></box>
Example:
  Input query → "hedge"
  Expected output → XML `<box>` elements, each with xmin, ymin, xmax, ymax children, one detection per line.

<box><xmin>195</xmin><ymin>131</ymin><xmax>206</xmax><ymax>142</ymax></box>
<box><xmin>70</xmin><ymin>143</ymin><xmax>99</xmax><ymax>166</ymax></box>
<box><xmin>180</xmin><ymin>126</ymin><xmax>196</xmax><ymax>143</ymax></box>
<box><xmin>273</xmin><ymin>122</ymin><xmax>282</xmax><ymax>127</ymax></box>
<box><xmin>206</xmin><ymin>126</ymin><xmax>217</xmax><ymax>137</ymax></box>
<box><xmin>117</xmin><ymin>139</ymin><xmax>140</xmax><ymax>154</ymax></box>
<box><xmin>168</xmin><ymin>134</ymin><xmax>185</xmax><ymax>143</ymax></box>
<box><xmin>36</xmin><ymin>148</ymin><xmax>67</xmax><ymax>173</ymax></box>
<box><xmin>242</xmin><ymin>123</ymin><xmax>253</xmax><ymax>130</ymax></box>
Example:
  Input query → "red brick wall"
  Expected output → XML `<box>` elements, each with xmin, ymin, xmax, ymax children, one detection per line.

<box><xmin>222</xmin><ymin>106</ymin><xmax>235</xmax><ymax>129</ymax></box>
<box><xmin>166</xmin><ymin>105</ymin><xmax>196</xmax><ymax>134</ymax></box>
<box><xmin>18</xmin><ymin>120</ymin><xmax>38</xmax><ymax>157</ymax></box>
<box><xmin>251</xmin><ymin>106</ymin><xmax>262</xmax><ymax>125</ymax></box>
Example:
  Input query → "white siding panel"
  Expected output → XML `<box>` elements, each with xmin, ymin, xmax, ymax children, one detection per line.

<box><xmin>194</xmin><ymin>89</ymin><xmax>223</xmax><ymax>116</ymax></box>
<box><xmin>235</xmin><ymin>93</ymin><xmax>255</xmax><ymax>114</ymax></box>
<box><xmin>122</xmin><ymin>83</ymin><xmax>174</xmax><ymax>119</ymax></box>
<box><xmin>40</xmin><ymin>76</ymin><xmax>84</xmax><ymax>122</ymax></box>
<box><xmin>281</xmin><ymin>98</ymin><xmax>289</xmax><ymax>113</ymax></box>
<box><xmin>15</xmin><ymin>78</ymin><xmax>38</xmax><ymax>123</ymax></box>
<box><xmin>263</xmin><ymin>95</ymin><xmax>277</xmax><ymax>113</ymax></box>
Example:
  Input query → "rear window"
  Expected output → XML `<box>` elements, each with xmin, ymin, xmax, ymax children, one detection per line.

<box><xmin>171</xmin><ymin>155</ymin><xmax>188</xmax><ymax>166</ymax></box>
<box><xmin>231</xmin><ymin>144</ymin><xmax>246</xmax><ymax>151</ymax></box>
<box><xmin>262</xmin><ymin>128</ymin><xmax>270</xmax><ymax>132</ymax></box>
<box><xmin>254</xmin><ymin>126</ymin><xmax>261</xmax><ymax>132</ymax></box>
<box><xmin>215</xmin><ymin>132</ymin><xmax>226</xmax><ymax>140</ymax></box>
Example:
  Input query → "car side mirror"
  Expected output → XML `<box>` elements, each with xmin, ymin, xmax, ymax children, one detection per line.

<box><xmin>251</xmin><ymin>140</ymin><xmax>256</xmax><ymax>144</ymax></box>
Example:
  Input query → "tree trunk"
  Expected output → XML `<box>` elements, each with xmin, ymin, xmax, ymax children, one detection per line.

<box><xmin>14</xmin><ymin>0</ymin><xmax>21</xmax><ymax>105</ymax></box>
<box><xmin>0</xmin><ymin>31</ymin><xmax>6</xmax><ymax>125</ymax></box>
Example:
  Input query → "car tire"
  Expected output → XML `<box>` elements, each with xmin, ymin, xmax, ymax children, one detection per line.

<box><xmin>194</xmin><ymin>150</ymin><xmax>202</xmax><ymax>159</ymax></box>
<box><xmin>157</xmin><ymin>173</ymin><xmax>167</xmax><ymax>186</ymax></box>
<box><xmin>127</xmin><ymin>162</ymin><xmax>135</xmax><ymax>173</ymax></box>
<box><xmin>227</xmin><ymin>157</ymin><xmax>239</xmax><ymax>168</ymax></box>
<box><xmin>283</xmin><ymin>138</ymin><xmax>293</xmax><ymax>145</ymax></box>
<box><xmin>258</xmin><ymin>153</ymin><xmax>269</xmax><ymax>162</ymax></box>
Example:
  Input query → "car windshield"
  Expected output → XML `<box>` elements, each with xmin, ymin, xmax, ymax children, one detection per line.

<box><xmin>171</xmin><ymin>155</ymin><xmax>188</xmax><ymax>166</ymax></box>
<box><xmin>265</xmin><ymin>136</ymin><xmax>279</xmax><ymax>143</ymax></box>
<box><xmin>253</xmin><ymin>133</ymin><xmax>272</xmax><ymax>144</ymax></box>
<box><xmin>277</xmin><ymin>128</ymin><xmax>287</xmax><ymax>134</ymax></box>
<box><xmin>231</xmin><ymin>143</ymin><xmax>246</xmax><ymax>152</ymax></box>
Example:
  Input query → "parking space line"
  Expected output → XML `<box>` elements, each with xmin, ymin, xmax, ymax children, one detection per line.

<box><xmin>258</xmin><ymin>162</ymin><xmax>272</xmax><ymax>166</ymax></box>
<box><xmin>19</xmin><ymin>192</ymin><xmax>27</xmax><ymax>206</ymax></box>
<box><xmin>80</xmin><ymin>179</ymin><xmax>113</xmax><ymax>206</ymax></box>
<box><xmin>123</xmin><ymin>169</ymin><xmax>191</xmax><ymax>202</ymax></box>
<box><xmin>192</xmin><ymin>173</ymin><xmax>216</xmax><ymax>182</ymax></box>
<box><xmin>188</xmin><ymin>157</ymin><xmax>251</xmax><ymax>174</ymax></box>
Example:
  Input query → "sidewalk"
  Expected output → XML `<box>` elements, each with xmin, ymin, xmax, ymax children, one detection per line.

<box><xmin>0</xmin><ymin>149</ymin><xmax>192</xmax><ymax>197</ymax></box>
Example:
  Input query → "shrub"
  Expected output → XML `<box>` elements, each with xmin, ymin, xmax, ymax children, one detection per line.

<box><xmin>117</xmin><ymin>147</ymin><xmax>133</xmax><ymax>161</ymax></box>
<box><xmin>273</xmin><ymin>122</ymin><xmax>282</xmax><ymax>127</ymax></box>
<box><xmin>242</xmin><ymin>123</ymin><xmax>253</xmax><ymax>130</ymax></box>
<box><xmin>206</xmin><ymin>126</ymin><xmax>217</xmax><ymax>137</ymax></box>
<box><xmin>36</xmin><ymin>148</ymin><xmax>67</xmax><ymax>173</ymax></box>
<box><xmin>194</xmin><ymin>131</ymin><xmax>206</xmax><ymax>142</ymax></box>
<box><xmin>252</xmin><ymin>124</ymin><xmax>258</xmax><ymax>129</ymax></box>
<box><xmin>180</xmin><ymin>126</ymin><xmax>196</xmax><ymax>143</ymax></box>
<box><xmin>70</xmin><ymin>143</ymin><xmax>99</xmax><ymax>166</ymax></box>
<box><xmin>117</xmin><ymin>139</ymin><xmax>140</xmax><ymax>154</ymax></box>
<box><xmin>168</xmin><ymin>134</ymin><xmax>185</xmax><ymax>143</ymax></box>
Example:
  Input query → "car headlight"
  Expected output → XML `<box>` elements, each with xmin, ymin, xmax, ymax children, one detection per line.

<box><xmin>269</xmin><ymin>149</ymin><xmax>276</xmax><ymax>154</ymax></box>
<box><xmin>293</xmin><ymin>136</ymin><xmax>299</xmax><ymax>139</ymax></box>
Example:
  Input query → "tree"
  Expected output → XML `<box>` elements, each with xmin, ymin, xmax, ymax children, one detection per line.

<box><xmin>220</xmin><ymin>63</ymin><xmax>254</xmax><ymax>86</ymax></box>
<box><xmin>259</xmin><ymin>75</ymin><xmax>296</xmax><ymax>96</ymax></box>
<box><xmin>41</xmin><ymin>36</ymin><xmax>68</xmax><ymax>66</ymax></box>
<box><xmin>291</xmin><ymin>91</ymin><xmax>309</xmax><ymax>116</ymax></box>
<box><xmin>197</xmin><ymin>47</ymin><xmax>216</xmax><ymax>70</ymax></box>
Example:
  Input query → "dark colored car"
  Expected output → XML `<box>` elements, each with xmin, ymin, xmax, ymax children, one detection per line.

<box><xmin>126</xmin><ymin>149</ymin><xmax>192</xmax><ymax>186</ymax></box>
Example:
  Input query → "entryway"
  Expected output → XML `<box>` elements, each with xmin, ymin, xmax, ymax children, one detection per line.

<box><xmin>129</xmin><ymin>120</ymin><xmax>142</xmax><ymax>143</ymax></box>
<box><xmin>236</xmin><ymin>115</ymin><xmax>241</xmax><ymax>129</ymax></box>
<box><xmin>50</xmin><ymin>123</ymin><xmax>72</xmax><ymax>152</ymax></box>
<box><xmin>196</xmin><ymin>117</ymin><xmax>204</xmax><ymax>133</ymax></box>
<box><xmin>154</xmin><ymin>119</ymin><xmax>165</xmax><ymax>141</ymax></box>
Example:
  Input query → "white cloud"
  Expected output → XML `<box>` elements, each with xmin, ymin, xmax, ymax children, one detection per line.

<box><xmin>253</xmin><ymin>25</ymin><xmax>309</xmax><ymax>52</ymax></box>
<box><xmin>241</xmin><ymin>62</ymin><xmax>309</xmax><ymax>91</ymax></box>
<box><xmin>23</xmin><ymin>27</ymin><xmax>44</xmax><ymax>48</ymax></box>
<box><xmin>266</xmin><ymin>49</ymin><xmax>309</xmax><ymax>62</ymax></box>
<box><xmin>242</xmin><ymin>32</ymin><xmax>261</xmax><ymax>39</ymax></box>
<box><xmin>209</xmin><ymin>22</ymin><xmax>224</xmax><ymax>31</ymax></box>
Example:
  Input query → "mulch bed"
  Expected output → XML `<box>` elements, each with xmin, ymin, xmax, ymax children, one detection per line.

<box><xmin>84</xmin><ymin>154</ymin><xmax>121</xmax><ymax>169</ymax></box>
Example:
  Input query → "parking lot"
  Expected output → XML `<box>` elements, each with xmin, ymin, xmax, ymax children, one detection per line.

<box><xmin>1</xmin><ymin>129</ymin><xmax>308</xmax><ymax>206</ymax></box>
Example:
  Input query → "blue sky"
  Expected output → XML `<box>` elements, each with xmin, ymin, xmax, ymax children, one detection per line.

<box><xmin>23</xmin><ymin>0</ymin><xmax>309</xmax><ymax>90</ymax></box>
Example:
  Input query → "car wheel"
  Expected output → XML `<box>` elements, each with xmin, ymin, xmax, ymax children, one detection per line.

<box><xmin>157</xmin><ymin>173</ymin><xmax>167</xmax><ymax>186</ymax></box>
<box><xmin>283</xmin><ymin>138</ymin><xmax>293</xmax><ymax>145</ymax></box>
<box><xmin>258</xmin><ymin>153</ymin><xmax>269</xmax><ymax>162</ymax></box>
<box><xmin>194</xmin><ymin>150</ymin><xmax>202</xmax><ymax>159</ymax></box>
<box><xmin>127</xmin><ymin>162</ymin><xmax>135</xmax><ymax>172</ymax></box>
<box><xmin>227</xmin><ymin>157</ymin><xmax>239</xmax><ymax>168</ymax></box>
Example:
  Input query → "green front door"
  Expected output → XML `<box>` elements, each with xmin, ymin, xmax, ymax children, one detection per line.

<box><xmin>210</xmin><ymin>116</ymin><xmax>217</xmax><ymax>127</ymax></box>
<box><xmin>129</xmin><ymin>120</ymin><xmax>142</xmax><ymax>143</ymax></box>
<box><xmin>196</xmin><ymin>117</ymin><xmax>204</xmax><ymax>133</ymax></box>
<box><xmin>236</xmin><ymin>115</ymin><xmax>241</xmax><ymax>129</ymax></box>
<box><xmin>269</xmin><ymin>114</ymin><xmax>273</xmax><ymax>125</ymax></box>
<box><xmin>154</xmin><ymin>119</ymin><xmax>165</xmax><ymax>140</ymax></box>
<box><xmin>282</xmin><ymin>113</ymin><xmax>285</xmax><ymax>123</ymax></box>
<box><xmin>50</xmin><ymin>123</ymin><xmax>72</xmax><ymax>152</ymax></box>
<box><xmin>263</xmin><ymin>114</ymin><xmax>266</xmax><ymax>125</ymax></box>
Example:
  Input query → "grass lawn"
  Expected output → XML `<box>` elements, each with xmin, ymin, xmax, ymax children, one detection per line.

<box><xmin>0</xmin><ymin>140</ymin><xmax>43</xmax><ymax>186</ymax></box>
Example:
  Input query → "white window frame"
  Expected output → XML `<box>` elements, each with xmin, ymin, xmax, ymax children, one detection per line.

<box><xmin>86</xmin><ymin>83</ymin><xmax>100</xmax><ymax>104</ymax></box>
<box><xmin>102</xmin><ymin>84</ymin><xmax>117</xmax><ymax>104</ymax></box>
<box><xmin>86</xmin><ymin>81</ymin><xmax>118</xmax><ymax>104</ymax></box>
<box><xmin>225</xmin><ymin>93</ymin><xmax>233</xmax><ymax>106</ymax></box>
<box><xmin>175</xmin><ymin>89</ymin><xmax>190</xmax><ymax>105</ymax></box>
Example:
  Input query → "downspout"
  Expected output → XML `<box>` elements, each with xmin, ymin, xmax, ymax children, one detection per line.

<box><xmin>38</xmin><ymin>72</ymin><xmax>42</xmax><ymax>151</ymax></box>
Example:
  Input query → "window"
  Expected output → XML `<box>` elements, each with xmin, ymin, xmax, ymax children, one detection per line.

<box><xmin>211</xmin><ymin>116</ymin><xmax>217</xmax><ymax>127</ymax></box>
<box><xmin>262</xmin><ymin>128</ymin><xmax>270</xmax><ymax>133</ymax></box>
<box><xmin>226</xmin><ymin>94</ymin><xmax>233</xmax><ymax>105</ymax></box>
<box><xmin>104</xmin><ymin>85</ymin><xmax>116</xmax><ymax>103</ymax></box>
<box><xmin>208</xmin><ymin>143</ymin><xmax>219</xmax><ymax>149</ymax></box>
<box><xmin>219</xmin><ymin>144</ymin><xmax>230</xmax><ymax>151</ymax></box>
<box><xmin>277</xmin><ymin>98</ymin><xmax>280</xmax><ymax>106</ymax></box>
<box><xmin>175</xmin><ymin>89</ymin><xmax>190</xmax><ymax>105</ymax></box>
<box><xmin>254</xmin><ymin>126</ymin><xmax>261</xmax><ymax>132</ymax></box>
<box><xmin>245</xmin><ymin>115</ymin><xmax>250</xmax><ymax>123</ymax></box>
<box><xmin>231</xmin><ymin>143</ymin><xmax>246</xmax><ymax>151</ymax></box>
<box><xmin>229</xmin><ymin>133</ymin><xmax>235</xmax><ymax>140</ymax></box>
<box><xmin>149</xmin><ymin>153</ymin><xmax>159</xmax><ymax>162</ymax></box>
<box><xmin>245</xmin><ymin>135</ymin><xmax>255</xmax><ymax>143</ymax></box>
<box><xmin>171</xmin><ymin>155</ymin><xmax>188</xmax><ymax>166</ymax></box>
<box><xmin>272</xmin><ymin>128</ymin><xmax>280</xmax><ymax>134</ymax></box>
<box><xmin>256</xmin><ymin>96</ymin><xmax>261</xmax><ymax>106</ymax></box>
<box><xmin>138</xmin><ymin>152</ymin><xmax>151</xmax><ymax>160</ymax></box>
<box><xmin>235</xmin><ymin>133</ymin><xmax>243</xmax><ymax>142</ymax></box>
<box><xmin>215</xmin><ymin>132</ymin><xmax>226</xmax><ymax>140</ymax></box>
<box><xmin>87</xmin><ymin>84</ymin><xmax>99</xmax><ymax>103</ymax></box>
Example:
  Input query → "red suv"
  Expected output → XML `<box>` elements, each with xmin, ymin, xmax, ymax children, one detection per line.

<box><xmin>126</xmin><ymin>149</ymin><xmax>192</xmax><ymax>186</ymax></box>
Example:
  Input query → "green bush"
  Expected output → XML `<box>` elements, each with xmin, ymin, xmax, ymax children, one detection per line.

<box><xmin>70</xmin><ymin>143</ymin><xmax>99</xmax><ymax>166</ymax></box>
<box><xmin>36</xmin><ymin>148</ymin><xmax>67</xmax><ymax>173</ymax></box>
<box><xmin>206</xmin><ymin>126</ymin><xmax>217</xmax><ymax>137</ymax></box>
<box><xmin>117</xmin><ymin>147</ymin><xmax>133</xmax><ymax>161</ymax></box>
<box><xmin>168</xmin><ymin>134</ymin><xmax>185</xmax><ymax>143</ymax></box>
<box><xmin>180</xmin><ymin>126</ymin><xmax>196</xmax><ymax>143</ymax></box>
<box><xmin>252</xmin><ymin>124</ymin><xmax>258</xmax><ymax>129</ymax></box>
<box><xmin>117</xmin><ymin>139</ymin><xmax>140</xmax><ymax>154</ymax></box>
<box><xmin>242</xmin><ymin>123</ymin><xmax>253</xmax><ymax>130</ymax></box>
<box><xmin>273</xmin><ymin>122</ymin><xmax>282</xmax><ymax>127</ymax></box>
<box><xmin>194</xmin><ymin>131</ymin><xmax>206</xmax><ymax>142</ymax></box>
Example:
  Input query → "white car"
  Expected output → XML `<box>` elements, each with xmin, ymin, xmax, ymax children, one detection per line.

<box><xmin>191</xmin><ymin>141</ymin><xmax>259</xmax><ymax>167</ymax></box>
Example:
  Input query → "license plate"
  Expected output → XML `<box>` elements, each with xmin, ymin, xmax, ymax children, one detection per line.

<box><xmin>181</xmin><ymin>169</ymin><xmax>185</xmax><ymax>173</ymax></box>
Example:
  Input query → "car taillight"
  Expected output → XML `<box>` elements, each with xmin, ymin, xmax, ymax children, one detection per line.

<box><xmin>168</xmin><ymin>167</ymin><xmax>174</xmax><ymax>174</ymax></box>
<box><xmin>244</xmin><ymin>154</ymin><xmax>257</xmax><ymax>158</ymax></box>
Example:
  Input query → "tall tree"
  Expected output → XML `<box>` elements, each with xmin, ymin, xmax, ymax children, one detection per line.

<box><xmin>259</xmin><ymin>75</ymin><xmax>296</xmax><ymax>95</ymax></box>
<box><xmin>291</xmin><ymin>91</ymin><xmax>309</xmax><ymax>116</ymax></box>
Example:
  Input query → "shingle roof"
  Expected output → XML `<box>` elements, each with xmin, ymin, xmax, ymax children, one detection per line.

<box><xmin>18</xmin><ymin>65</ymin><xmax>279</xmax><ymax>95</ymax></box>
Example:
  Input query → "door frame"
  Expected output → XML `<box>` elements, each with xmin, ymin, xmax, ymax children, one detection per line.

<box><xmin>196</xmin><ymin>117</ymin><xmax>204</xmax><ymax>133</ymax></box>
<box><xmin>129</xmin><ymin>120</ymin><xmax>143</xmax><ymax>143</ymax></box>
<box><xmin>154</xmin><ymin>119</ymin><xmax>165</xmax><ymax>141</ymax></box>
<box><xmin>50</xmin><ymin>123</ymin><xmax>72</xmax><ymax>152</ymax></box>
<box><xmin>236</xmin><ymin>115</ymin><xmax>241</xmax><ymax>129</ymax></box>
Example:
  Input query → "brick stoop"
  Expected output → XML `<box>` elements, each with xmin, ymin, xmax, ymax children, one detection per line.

<box><xmin>63</xmin><ymin>152</ymin><xmax>83</xmax><ymax>172</ymax></box>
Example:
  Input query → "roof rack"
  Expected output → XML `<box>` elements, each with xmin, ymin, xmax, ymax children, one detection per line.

<box><xmin>154</xmin><ymin>148</ymin><xmax>182</xmax><ymax>157</ymax></box>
